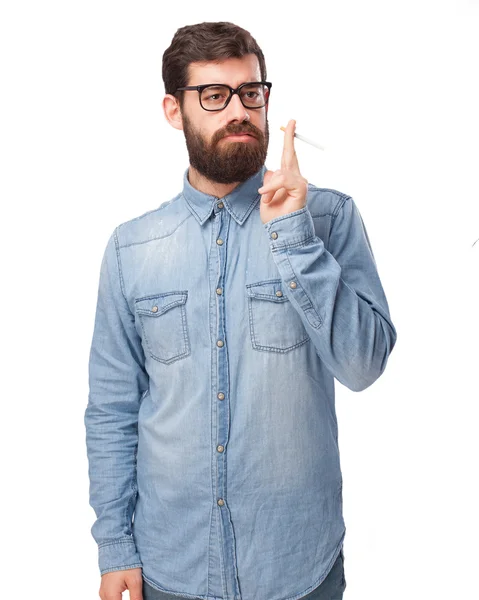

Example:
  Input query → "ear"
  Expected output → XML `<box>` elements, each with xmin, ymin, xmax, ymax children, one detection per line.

<box><xmin>163</xmin><ymin>94</ymin><xmax>184</xmax><ymax>131</ymax></box>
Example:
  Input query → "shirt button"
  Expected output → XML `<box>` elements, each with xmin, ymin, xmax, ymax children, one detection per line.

<box><xmin>217</xmin><ymin>392</ymin><xmax>225</xmax><ymax>400</ymax></box>
<box><xmin>151</xmin><ymin>306</ymin><xmax>158</xmax><ymax>312</ymax></box>
<box><xmin>289</xmin><ymin>281</ymin><xmax>297</xmax><ymax>289</ymax></box>
<box><xmin>271</xmin><ymin>231</ymin><xmax>278</xmax><ymax>239</ymax></box>
<box><xmin>217</xmin><ymin>445</ymin><xmax>224</xmax><ymax>453</ymax></box>
<box><xmin>275</xmin><ymin>291</ymin><xmax>283</xmax><ymax>297</ymax></box>
<box><xmin>217</xmin><ymin>238</ymin><xmax>223</xmax><ymax>245</ymax></box>
<box><xmin>216</xmin><ymin>288</ymin><xmax>223</xmax><ymax>295</ymax></box>
<box><xmin>217</xmin><ymin>202</ymin><xmax>224</xmax><ymax>209</ymax></box>
<box><xmin>217</xmin><ymin>498</ymin><xmax>225</xmax><ymax>506</ymax></box>
<box><xmin>217</xmin><ymin>340</ymin><xmax>224</xmax><ymax>347</ymax></box>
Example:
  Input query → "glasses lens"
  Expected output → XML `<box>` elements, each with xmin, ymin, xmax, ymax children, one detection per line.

<box><xmin>200</xmin><ymin>85</ymin><xmax>231</xmax><ymax>110</ymax></box>
<box><xmin>240</xmin><ymin>83</ymin><xmax>268</xmax><ymax>108</ymax></box>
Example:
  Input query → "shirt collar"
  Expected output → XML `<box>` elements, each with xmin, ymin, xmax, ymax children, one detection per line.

<box><xmin>182</xmin><ymin>164</ymin><xmax>268</xmax><ymax>226</ymax></box>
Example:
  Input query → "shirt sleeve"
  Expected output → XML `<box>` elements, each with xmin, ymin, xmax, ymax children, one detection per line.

<box><xmin>84</xmin><ymin>227</ymin><xmax>148</xmax><ymax>575</ymax></box>
<box><xmin>263</xmin><ymin>197</ymin><xmax>397</xmax><ymax>392</ymax></box>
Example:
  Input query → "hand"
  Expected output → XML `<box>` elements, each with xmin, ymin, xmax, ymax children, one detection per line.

<box><xmin>99</xmin><ymin>567</ymin><xmax>143</xmax><ymax>600</ymax></box>
<box><xmin>258</xmin><ymin>119</ymin><xmax>309</xmax><ymax>224</ymax></box>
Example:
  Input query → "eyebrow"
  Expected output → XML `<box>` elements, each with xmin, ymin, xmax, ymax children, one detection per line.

<box><xmin>192</xmin><ymin>79</ymin><xmax>261</xmax><ymax>87</ymax></box>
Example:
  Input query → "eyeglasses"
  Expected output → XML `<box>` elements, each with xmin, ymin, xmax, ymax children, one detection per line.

<box><xmin>175</xmin><ymin>81</ymin><xmax>272</xmax><ymax>112</ymax></box>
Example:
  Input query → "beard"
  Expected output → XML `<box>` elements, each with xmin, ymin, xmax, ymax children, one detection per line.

<box><xmin>182</xmin><ymin>111</ymin><xmax>269</xmax><ymax>184</ymax></box>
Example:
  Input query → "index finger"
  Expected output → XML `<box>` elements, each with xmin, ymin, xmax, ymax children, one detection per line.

<box><xmin>281</xmin><ymin>120</ymin><xmax>299</xmax><ymax>171</ymax></box>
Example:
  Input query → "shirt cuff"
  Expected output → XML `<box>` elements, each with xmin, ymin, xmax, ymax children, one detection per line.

<box><xmin>263</xmin><ymin>206</ymin><xmax>316</xmax><ymax>250</ymax></box>
<box><xmin>98</xmin><ymin>538</ymin><xmax>142</xmax><ymax>575</ymax></box>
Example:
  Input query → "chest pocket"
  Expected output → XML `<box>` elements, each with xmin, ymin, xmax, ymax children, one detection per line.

<box><xmin>246</xmin><ymin>279</ymin><xmax>309</xmax><ymax>353</ymax></box>
<box><xmin>135</xmin><ymin>291</ymin><xmax>190</xmax><ymax>365</ymax></box>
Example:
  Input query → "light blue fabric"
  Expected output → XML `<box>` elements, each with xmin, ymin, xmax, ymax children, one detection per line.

<box><xmin>142</xmin><ymin>549</ymin><xmax>346</xmax><ymax>600</ymax></box>
<box><xmin>85</xmin><ymin>164</ymin><xmax>396</xmax><ymax>600</ymax></box>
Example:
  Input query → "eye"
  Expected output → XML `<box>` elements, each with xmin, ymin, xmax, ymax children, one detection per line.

<box><xmin>205</xmin><ymin>93</ymin><xmax>225</xmax><ymax>101</ymax></box>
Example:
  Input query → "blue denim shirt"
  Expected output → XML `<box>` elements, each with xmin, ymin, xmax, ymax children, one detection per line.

<box><xmin>85</xmin><ymin>164</ymin><xmax>397</xmax><ymax>600</ymax></box>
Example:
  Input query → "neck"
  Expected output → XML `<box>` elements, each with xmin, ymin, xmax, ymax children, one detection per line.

<box><xmin>187</xmin><ymin>165</ymin><xmax>241</xmax><ymax>199</ymax></box>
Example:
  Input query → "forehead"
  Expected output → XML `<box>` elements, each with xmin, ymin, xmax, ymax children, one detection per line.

<box><xmin>187</xmin><ymin>54</ymin><xmax>261</xmax><ymax>86</ymax></box>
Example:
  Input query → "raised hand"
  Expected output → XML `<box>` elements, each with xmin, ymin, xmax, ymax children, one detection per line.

<box><xmin>258</xmin><ymin>119</ymin><xmax>308</xmax><ymax>224</ymax></box>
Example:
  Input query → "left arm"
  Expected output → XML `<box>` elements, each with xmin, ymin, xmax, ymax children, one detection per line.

<box><xmin>258</xmin><ymin>120</ymin><xmax>397</xmax><ymax>391</ymax></box>
<box><xmin>263</xmin><ymin>199</ymin><xmax>397</xmax><ymax>392</ymax></box>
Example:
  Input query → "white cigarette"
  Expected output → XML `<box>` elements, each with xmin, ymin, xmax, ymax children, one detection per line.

<box><xmin>280</xmin><ymin>126</ymin><xmax>325</xmax><ymax>151</ymax></box>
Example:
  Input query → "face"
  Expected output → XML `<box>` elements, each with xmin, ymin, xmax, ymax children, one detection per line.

<box><xmin>178</xmin><ymin>55</ymin><xmax>270</xmax><ymax>184</ymax></box>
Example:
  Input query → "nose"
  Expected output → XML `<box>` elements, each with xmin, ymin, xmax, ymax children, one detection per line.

<box><xmin>224</xmin><ymin>91</ymin><xmax>250</xmax><ymax>123</ymax></box>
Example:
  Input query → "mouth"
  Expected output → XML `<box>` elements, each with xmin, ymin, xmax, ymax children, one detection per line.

<box><xmin>222</xmin><ymin>133</ymin><xmax>256</xmax><ymax>141</ymax></box>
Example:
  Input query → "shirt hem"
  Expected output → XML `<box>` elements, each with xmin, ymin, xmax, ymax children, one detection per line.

<box><xmin>141</xmin><ymin>534</ymin><xmax>345</xmax><ymax>600</ymax></box>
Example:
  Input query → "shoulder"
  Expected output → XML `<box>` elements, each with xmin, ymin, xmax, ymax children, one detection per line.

<box><xmin>113</xmin><ymin>193</ymin><xmax>188</xmax><ymax>248</ymax></box>
<box><xmin>306</xmin><ymin>183</ymin><xmax>353</xmax><ymax>220</ymax></box>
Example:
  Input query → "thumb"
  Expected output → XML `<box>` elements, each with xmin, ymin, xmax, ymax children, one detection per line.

<box><xmin>259</xmin><ymin>169</ymin><xmax>277</xmax><ymax>204</ymax></box>
<box><xmin>262</xmin><ymin>169</ymin><xmax>275</xmax><ymax>187</ymax></box>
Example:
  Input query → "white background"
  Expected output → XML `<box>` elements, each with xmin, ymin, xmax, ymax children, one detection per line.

<box><xmin>1</xmin><ymin>1</ymin><xmax>478</xmax><ymax>599</ymax></box>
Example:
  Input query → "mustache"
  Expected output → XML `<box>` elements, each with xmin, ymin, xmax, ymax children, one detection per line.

<box><xmin>217</xmin><ymin>123</ymin><xmax>262</xmax><ymax>140</ymax></box>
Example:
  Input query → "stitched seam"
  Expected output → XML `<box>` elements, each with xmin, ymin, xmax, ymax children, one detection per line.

<box><xmin>227</xmin><ymin>193</ymin><xmax>260</xmax><ymax>223</ymax></box>
<box><xmin>98</xmin><ymin>538</ymin><xmax>136</xmax><ymax>549</ymax></box>
<box><xmin>116</xmin><ymin>197</ymin><xmax>177</xmax><ymax>227</ymax></box>
<box><xmin>307</xmin><ymin>184</ymin><xmax>350</xmax><ymax>198</ymax></box>
<box><xmin>182</xmin><ymin>191</ymin><xmax>211</xmax><ymax>224</ymax></box>
<box><xmin>248</xmin><ymin>293</ymin><xmax>288</xmax><ymax>301</ymax></box>
<box><xmin>136</xmin><ymin>298</ymin><xmax>186</xmax><ymax>316</ymax></box>
<box><xmin>285</xmin><ymin>250</ymin><xmax>322</xmax><ymax>326</ymax></box>
<box><xmin>135</xmin><ymin>291</ymin><xmax>188</xmax><ymax>304</ymax></box>
<box><xmin>248</xmin><ymin>293</ymin><xmax>310</xmax><ymax>352</ymax></box>
<box><xmin>251</xmin><ymin>337</ymin><xmax>310</xmax><ymax>352</ymax></box>
<box><xmin>264</xmin><ymin>206</ymin><xmax>308</xmax><ymax>227</ymax></box>
<box><xmin>118</xmin><ymin>213</ymin><xmax>192</xmax><ymax>249</ymax></box>
<box><xmin>114</xmin><ymin>228</ymin><xmax>128</xmax><ymax>302</ymax></box>
<box><xmin>101</xmin><ymin>564</ymin><xmax>143</xmax><ymax>576</ymax></box>
<box><xmin>311</xmin><ymin>213</ymin><xmax>336</xmax><ymax>218</ymax></box>
<box><xmin>272</xmin><ymin>235</ymin><xmax>315</xmax><ymax>251</ymax></box>
<box><xmin>246</xmin><ymin>278</ymin><xmax>282</xmax><ymax>288</ymax></box>
<box><xmin>137</xmin><ymin>306</ymin><xmax>190</xmax><ymax>364</ymax></box>
<box><xmin>332</xmin><ymin>195</ymin><xmax>351</xmax><ymax>221</ymax></box>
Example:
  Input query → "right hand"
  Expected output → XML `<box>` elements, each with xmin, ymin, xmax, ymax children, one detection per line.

<box><xmin>99</xmin><ymin>567</ymin><xmax>143</xmax><ymax>600</ymax></box>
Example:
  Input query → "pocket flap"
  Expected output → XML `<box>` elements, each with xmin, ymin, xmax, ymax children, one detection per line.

<box><xmin>135</xmin><ymin>291</ymin><xmax>188</xmax><ymax>317</ymax></box>
<box><xmin>246</xmin><ymin>280</ymin><xmax>288</xmax><ymax>302</ymax></box>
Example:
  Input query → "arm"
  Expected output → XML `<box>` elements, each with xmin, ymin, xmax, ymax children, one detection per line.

<box><xmin>263</xmin><ymin>197</ymin><xmax>397</xmax><ymax>392</ymax></box>
<box><xmin>84</xmin><ymin>227</ymin><xmax>148</xmax><ymax>575</ymax></box>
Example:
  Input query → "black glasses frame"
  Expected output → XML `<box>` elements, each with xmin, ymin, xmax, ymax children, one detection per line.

<box><xmin>175</xmin><ymin>81</ymin><xmax>272</xmax><ymax>112</ymax></box>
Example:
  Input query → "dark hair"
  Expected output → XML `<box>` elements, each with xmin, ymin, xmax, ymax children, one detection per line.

<box><xmin>162</xmin><ymin>21</ymin><xmax>267</xmax><ymax>109</ymax></box>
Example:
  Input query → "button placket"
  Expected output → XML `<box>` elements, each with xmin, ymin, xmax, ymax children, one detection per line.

<box><xmin>215</xmin><ymin>218</ymin><xmax>226</xmax><ymax>466</ymax></box>
<box><xmin>214</xmin><ymin>208</ymin><xmax>229</xmax><ymax>491</ymax></box>
<box><xmin>210</xmin><ymin>202</ymin><xmax>240</xmax><ymax>596</ymax></box>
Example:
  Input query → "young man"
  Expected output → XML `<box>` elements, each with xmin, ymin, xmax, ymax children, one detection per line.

<box><xmin>85</xmin><ymin>21</ymin><xmax>397</xmax><ymax>600</ymax></box>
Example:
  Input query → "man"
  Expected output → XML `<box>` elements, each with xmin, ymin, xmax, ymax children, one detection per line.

<box><xmin>85</xmin><ymin>21</ymin><xmax>397</xmax><ymax>600</ymax></box>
